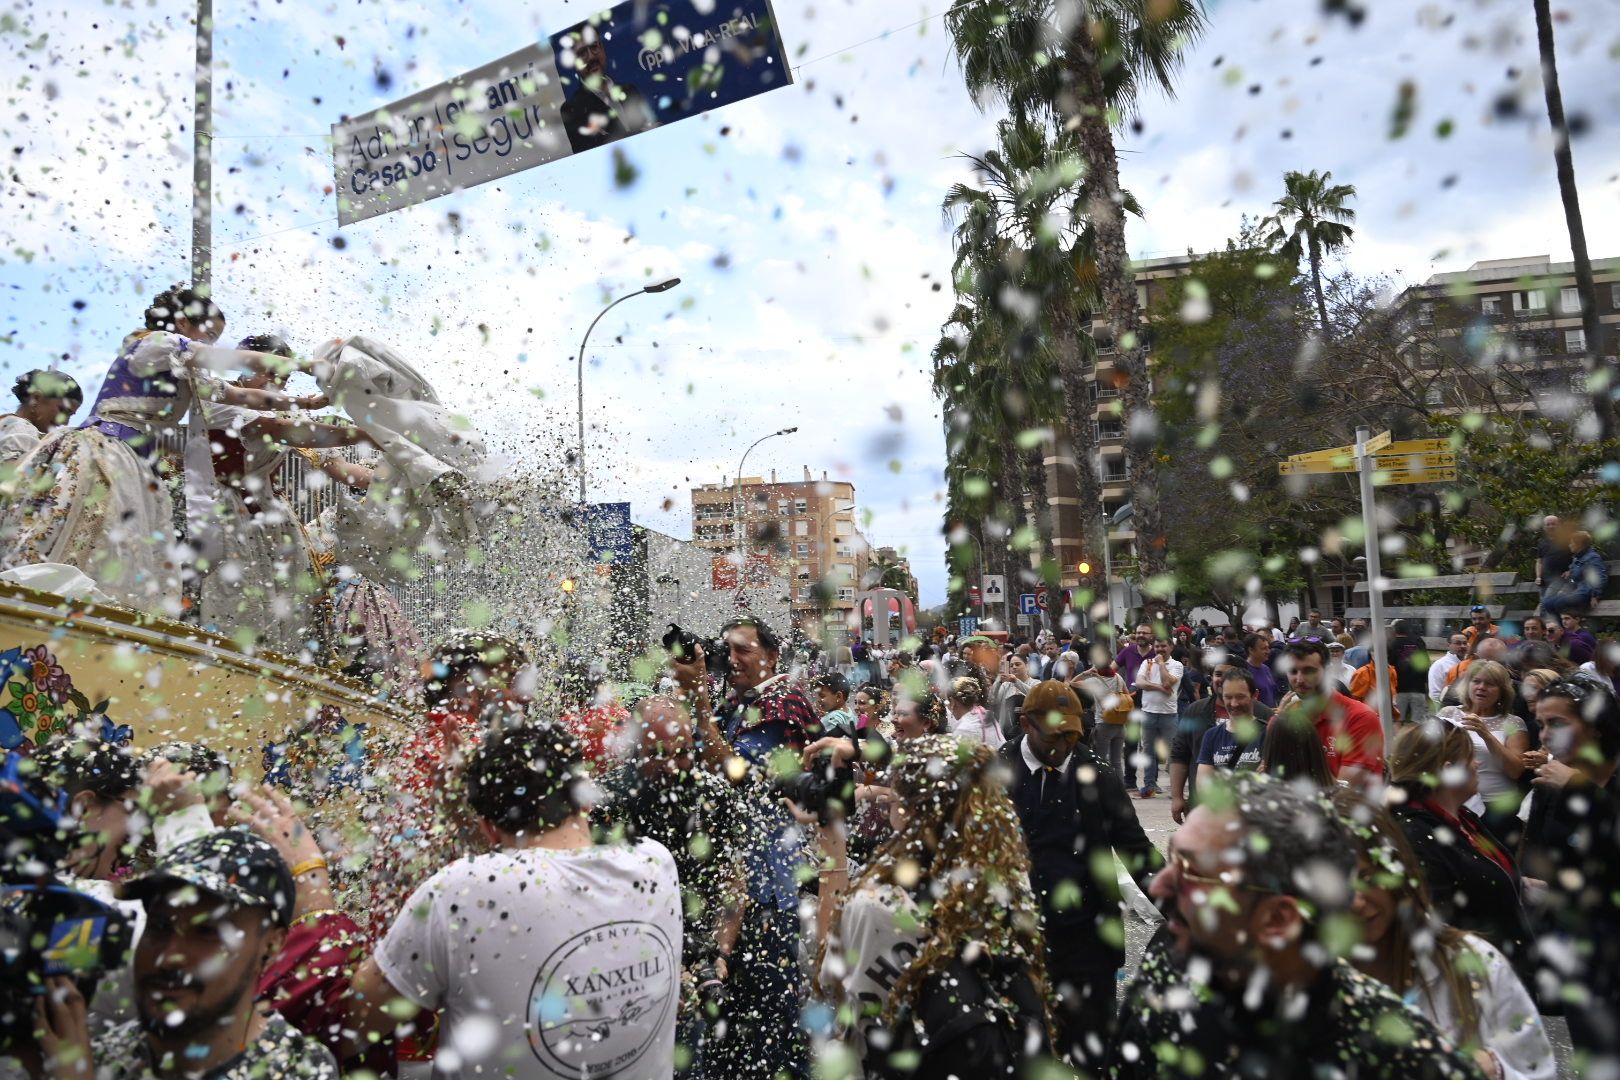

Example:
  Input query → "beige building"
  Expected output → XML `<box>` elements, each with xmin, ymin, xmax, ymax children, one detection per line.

<box><xmin>1396</xmin><ymin>254</ymin><xmax>1620</xmax><ymax>411</ymax></box>
<box><xmin>691</xmin><ymin>468</ymin><xmax>871</xmax><ymax>630</ymax></box>
<box><xmin>1044</xmin><ymin>253</ymin><xmax>1201</xmax><ymax>622</ymax></box>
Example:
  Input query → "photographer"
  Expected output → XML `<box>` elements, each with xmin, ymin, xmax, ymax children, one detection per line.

<box><xmin>667</xmin><ymin>616</ymin><xmax>814</xmax><ymax>1080</ymax></box>
<box><xmin>596</xmin><ymin>696</ymin><xmax>749</xmax><ymax>1075</ymax></box>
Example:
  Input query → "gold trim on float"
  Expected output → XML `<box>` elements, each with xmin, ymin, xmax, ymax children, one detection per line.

<box><xmin>0</xmin><ymin>582</ymin><xmax>404</xmax><ymax>718</ymax></box>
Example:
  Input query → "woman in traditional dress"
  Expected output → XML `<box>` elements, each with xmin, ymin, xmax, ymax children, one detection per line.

<box><xmin>197</xmin><ymin>333</ymin><xmax>372</xmax><ymax>658</ymax></box>
<box><xmin>0</xmin><ymin>370</ymin><xmax>82</xmax><ymax>466</ymax></box>
<box><xmin>0</xmin><ymin>287</ymin><xmax>329</xmax><ymax>613</ymax></box>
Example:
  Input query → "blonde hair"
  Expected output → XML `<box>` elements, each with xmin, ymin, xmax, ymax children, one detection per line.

<box><xmin>947</xmin><ymin>675</ymin><xmax>986</xmax><ymax>707</ymax></box>
<box><xmin>1456</xmin><ymin>660</ymin><xmax>1514</xmax><ymax>716</ymax></box>
<box><xmin>1390</xmin><ymin>719</ymin><xmax>1473</xmax><ymax>794</ymax></box>
<box><xmin>1524</xmin><ymin>668</ymin><xmax>1563</xmax><ymax>694</ymax></box>
<box><xmin>1571</xmin><ymin>529</ymin><xmax>1592</xmax><ymax>549</ymax></box>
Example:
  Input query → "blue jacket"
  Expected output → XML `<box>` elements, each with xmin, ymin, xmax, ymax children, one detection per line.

<box><xmin>1568</xmin><ymin>547</ymin><xmax>1609</xmax><ymax>599</ymax></box>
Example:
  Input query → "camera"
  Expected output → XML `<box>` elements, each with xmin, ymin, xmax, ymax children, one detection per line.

<box><xmin>661</xmin><ymin>623</ymin><xmax>730</xmax><ymax>679</ymax></box>
<box><xmin>0</xmin><ymin>752</ymin><xmax>133</xmax><ymax>1053</ymax></box>
<box><xmin>776</xmin><ymin>753</ymin><xmax>856</xmax><ymax>826</ymax></box>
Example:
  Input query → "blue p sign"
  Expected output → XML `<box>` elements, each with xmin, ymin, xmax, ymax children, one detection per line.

<box><xmin>1018</xmin><ymin>593</ymin><xmax>1040</xmax><ymax>615</ymax></box>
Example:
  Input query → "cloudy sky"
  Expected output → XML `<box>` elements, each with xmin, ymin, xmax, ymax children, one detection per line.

<box><xmin>1</xmin><ymin>0</ymin><xmax>1615</xmax><ymax>607</ymax></box>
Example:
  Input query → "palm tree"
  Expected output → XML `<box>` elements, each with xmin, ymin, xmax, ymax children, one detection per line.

<box><xmin>1261</xmin><ymin>169</ymin><xmax>1357</xmax><ymax>336</ymax></box>
<box><xmin>1531</xmin><ymin>0</ymin><xmax>1614</xmax><ymax>438</ymax></box>
<box><xmin>945</xmin><ymin>0</ymin><xmax>1206</xmax><ymax>587</ymax></box>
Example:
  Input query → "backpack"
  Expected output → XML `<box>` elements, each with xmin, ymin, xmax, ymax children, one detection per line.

<box><xmin>867</xmin><ymin>954</ymin><xmax>1051</xmax><ymax>1079</ymax></box>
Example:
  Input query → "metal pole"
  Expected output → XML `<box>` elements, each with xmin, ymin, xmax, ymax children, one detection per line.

<box><xmin>1100</xmin><ymin>503</ymin><xmax>1115</xmax><ymax>636</ymax></box>
<box><xmin>732</xmin><ymin>428</ymin><xmax>795</xmax><ymax>600</ymax></box>
<box><xmin>191</xmin><ymin>0</ymin><xmax>213</xmax><ymax>290</ymax></box>
<box><xmin>575</xmin><ymin>290</ymin><xmax>644</xmax><ymax>505</ymax></box>
<box><xmin>1357</xmin><ymin>426</ymin><xmax>1395</xmax><ymax>743</ymax></box>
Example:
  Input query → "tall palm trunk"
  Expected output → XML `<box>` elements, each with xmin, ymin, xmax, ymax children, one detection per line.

<box><xmin>1309</xmin><ymin>237</ymin><xmax>1328</xmax><ymax>336</ymax></box>
<box><xmin>1021</xmin><ymin>442</ymin><xmax>1058</xmax><ymax>632</ymax></box>
<box><xmin>1062</xmin><ymin>32</ymin><xmax>1167</xmax><ymax>585</ymax></box>
<box><xmin>1533</xmin><ymin>0</ymin><xmax>1614</xmax><ymax>438</ymax></box>
<box><xmin>997</xmin><ymin>450</ymin><xmax>1024</xmax><ymax>630</ymax></box>
<box><xmin>1053</xmin><ymin>305</ymin><xmax>1105</xmax><ymax>632</ymax></box>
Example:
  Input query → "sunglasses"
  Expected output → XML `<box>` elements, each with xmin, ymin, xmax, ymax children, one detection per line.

<box><xmin>1165</xmin><ymin>850</ymin><xmax>1282</xmax><ymax>896</ymax></box>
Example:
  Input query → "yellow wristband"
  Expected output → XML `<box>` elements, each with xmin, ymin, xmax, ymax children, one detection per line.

<box><xmin>290</xmin><ymin>857</ymin><xmax>329</xmax><ymax>877</ymax></box>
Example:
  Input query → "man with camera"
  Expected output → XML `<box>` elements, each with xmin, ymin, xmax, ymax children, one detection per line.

<box><xmin>596</xmin><ymin>696</ymin><xmax>749</xmax><ymax>1075</ymax></box>
<box><xmin>667</xmin><ymin>616</ymin><xmax>815</xmax><ymax>1080</ymax></box>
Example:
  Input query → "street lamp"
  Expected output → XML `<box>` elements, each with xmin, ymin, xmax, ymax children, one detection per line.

<box><xmin>575</xmin><ymin>277</ymin><xmax>682</xmax><ymax>504</ymax></box>
<box><xmin>732</xmin><ymin>426</ymin><xmax>798</xmax><ymax>591</ymax></box>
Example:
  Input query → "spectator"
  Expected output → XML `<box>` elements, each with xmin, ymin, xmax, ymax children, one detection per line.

<box><xmin>1519</xmin><ymin>672</ymin><xmax>1620</xmax><ymax>1073</ymax></box>
<box><xmin>1345</xmin><ymin>619</ymin><xmax>1373</xmax><ymax>668</ymax></box>
<box><xmin>1436</xmin><ymin>660</ymin><xmax>1530</xmax><ymax>843</ymax></box>
<box><xmin>597</xmin><ymin>697</ymin><xmax>749</xmax><ymax>1072</ymax></box>
<box><xmin>1533</xmin><ymin>515</ymin><xmax>1572</xmax><ymax>608</ymax></box>
<box><xmin>1276</xmin><ymin>639</ymin><xmax>1385</xmax><ymax>791</ymax></box>
<box><xmin>1175</xmin><ymin>644</ymin><xmax>1207</xmax><ymax>713</ymax></box>
<box><xmin>947</xmin><ymin>674</ymin><xmax>1001</xmax><ymax>748</ymax></box>
<box><xmin>1442</xmin><ymin>637</ymin><xmax>1510</xmax><ymax>705</ymax></box>
<box><xmin>891</xmin><ymin>687</ymin><xmax>947</xmax><ymax>740</ymax></box>
<box><xmin>999</xmin><ymin>680</ymin><xmax>1161</xmax><ymax>1067</ymax></box>
<box><xmin>1112</xmin><ymin>773</ymin><xmax>1478</xmax><ymax>1077</ymax></box>
<box><xmin>990</xmin><ymin>653</ymin><xmax>1035</xmax><ymax>740</ymax></box>
<box><xmin>1132</xmin><ymin>637</ymin><xmax>1182</xmax><ymax>799</ymax></box>
<box><xmin>1558</xmin><ymin>612</ymin><xmax>1596</xmax><ymax>665</ymax></box>
<box><xmin>1463</xmin><ymin>606</ymin><xmax>1499</xmax><ymax>657</ymax></box>
<box><xmin>1193</xmin><ymin>669</ymin><xmax>1267</xmax><ymax>783</ymax></box>
<box><xmin>1331</xmin><ymin>616</ymin><xmax>1353</xmax><ymax>647</ymax></box>
<box><xmin>1390</xmin><ymin>619</ymin><xmax>1433</xmax><ymax>722</ymax></box>
<box><xmin>1325</xmin><ymin>639</ymin><xmax>1353</xmax><ymax>692</ymax></box>
<box><xmin>33</xmin><ymin>830</ymin><xmax>338</xmax><ymax>1080</ymax></box>
<box><xmin>1578</xmin><ymin>639</ymin><xmax>1619</xmax><ymax>693</ymax></box>
<box><xmin>1518</xmin><ymin>615</ymin><xmax>1548</xmax><ymax>645</ymax></box>
<box><xmin>344</xmin><ymin>722</ymin><xmax>682</xmax><ymax>1078</ymax></box>
<box><xmin>812</xmin><ymin>672</ymin><xmax>861</xmax><ymax>741</ymax></box>
<box><xmin>1296</xmin><ymin>608</ymin><xmax>1331</xmax><ymax>641</ymax></box>
<box><xmin>1256</xmin><ymin>711</ymin><xmax>1335</xmax><ymax>788</ymax></box>
<box><xmin>812</xmin><ymin>736</ymin><xmax>1052</xmax><ymax>1076</ymax></box>
<box><xmin>0</xmin><ymin>368</ymin><xmax>82</xmax><ymax>464</ymax></box>
<box><xmin>1332</xmin><ymin>791</ymin><xmax>1556</xmax><ymax>1080</ymax></box>
<box><xmin>1115</xmin><ymin>623</ymin><xmax>1154</xmax><ymax>690</ymax></box>
<box><xmin>1073</xmin><ymin>649</ymin><xmax>1132</xmax><ymax>778</ymax></box>
<box><xmin>1242</xmin><ymin>632</ymin><xmax>1279</xmax><ymax>707</ymax></box>
<box><xmin>1542</xmin><ymin>529</ymin><xmax>1608</xmax><ymax>620</ymax></box>
<box><xmin>1169</xmin><ymin>660</ymin><xmax>1273</xmax><ymax>824</ymax></box>
<box><xmin>1347</xmin><ymin>647</ymin><xmax>1400</xmax><ymax>721</ymax></box>
<box><xmin>1389</xmin><ymin>719</ymin><xmax>1536</xmax><ymax>988</ymax></box>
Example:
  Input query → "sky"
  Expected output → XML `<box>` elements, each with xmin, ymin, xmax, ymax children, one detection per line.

<box><xmin>1</xmin><ymin>0</ymin><xmax>1615</xmax><ymax>609</ymax></box>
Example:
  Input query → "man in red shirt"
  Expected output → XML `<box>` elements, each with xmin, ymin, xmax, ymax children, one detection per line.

<box><xmin>1278</xmin><ymin>639</ymin><xmax>1384</xmax><ymax>792</ymax></box>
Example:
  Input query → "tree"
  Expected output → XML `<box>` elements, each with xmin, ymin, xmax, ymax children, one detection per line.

<box><xmin>1531</xmin><ymin>0</ymin><xmax>1615</xmax><ymax>438</ymax></box>
<box><xmin>945</xmin><ymin>0</ymin><xmax>1207</xmax><ymax>590</ymax></box>
<box><xmin>1261</xmin><ymin>170</ymin><xmax>1357</xmax><ymax>337</ymax></box>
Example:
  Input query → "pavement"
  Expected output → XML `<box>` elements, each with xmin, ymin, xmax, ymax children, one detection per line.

<box><xmin>1114</xmin><ymin>784</ymin><xmax>1576</xmax><ymax>1078</ymax></box>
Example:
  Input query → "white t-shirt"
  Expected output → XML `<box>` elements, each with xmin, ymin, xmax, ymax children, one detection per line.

<box><xmin>1136</xmin><ymin>656</ymin><xmax>1183</xmax><ymax>715</ymax></box>
<box><xmin>377</xmin><ymin>840</ymin><xmax>682</xmax><ymax>1080</ymax></box>
<box><xmin>820</xmin><ymin>882</ymin><xmax>929</xmax><ymax>1074</ymax></box>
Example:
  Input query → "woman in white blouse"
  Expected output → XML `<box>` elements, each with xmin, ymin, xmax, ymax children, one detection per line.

<box><xmin>1435</xmin><ymin>659</ymin><xmax>1529</xmax><ymax>839</ymax></box>
<box><xmin>1336</xmin><ymin>790</ymin><xmax>1554</xmax><ymax>1080</ymax></box>
<box><xmin>0</xmin><ymin>369</ymin><xmax>81</xmax><ymax>466</ymax></box>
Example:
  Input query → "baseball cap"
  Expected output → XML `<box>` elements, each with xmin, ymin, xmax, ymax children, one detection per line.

<box><xmin>958</xmin><ymin>635</ymin><xmax>999</xmax><ymax>649</ymax></box>
<box><xmin>122</xmin><ymin>828</ymin><xmax>295</xmax><ymax>928</ymax></box>
<box><xmin>1021</xmin><ymin>680</ymin><xmax>1085</xmax><ymax>735</ymax></box>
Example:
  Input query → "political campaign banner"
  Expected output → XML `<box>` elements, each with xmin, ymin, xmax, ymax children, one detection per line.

<box><xmin>333</xmin><ymin>0</ymin><xmax>792</xmax><ymax>225</ymax></box>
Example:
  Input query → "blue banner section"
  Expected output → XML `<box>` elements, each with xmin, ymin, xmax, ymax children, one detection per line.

<box><xmin>548</xmin><ymin>0</ymin><xmax>792</xmax><ymax>156</ymax></box>
<box><xmin>958</xmin><ymin>616</ymin><xmax>980</xmax><ymax>638</ymax></box>
<box><xmin>585</xmin><ymin>502</ymin><xmax>636</xmax><ymax>565</ymax></box>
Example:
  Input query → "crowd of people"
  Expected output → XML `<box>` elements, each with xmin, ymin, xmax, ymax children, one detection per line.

<box><xmin>0</xmin><ymin>603</ymin><xmax>1614</xmax><ymax>1080</ymax></box>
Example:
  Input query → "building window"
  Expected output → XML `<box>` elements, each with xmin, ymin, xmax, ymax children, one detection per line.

<box><xmin>836</xmin><ymin>587</ymin><xmax>855</xmax><ymax>602</ymax></box>
<box><xmin>794</xmin><ymin>520</ymin><xmax>809</xmax><ymax>537</ymax></box>
<box><xmin>1512</xmin><ymin>289</ymin><xmax>1547</xmax><ymax>313</ymax></box>
<box><xmin>1611</xmin><ymin>283</ymin><xmax>1620</xmax><ymax>309</ymax></box>
<box><xmin>1418</xmin><ymin>301</ymin><xmax>1434</xmax><ymax>325</ymax></box>
<box><xmin>794</xmin><ymin>498</ymin><xmax>808</xmax><ymax>514</ymax></box>
<box><xmin>776</xmin><ymin>499</ymin><xmax>790</xmax><ymax>516</ymax></box>
<box><xmin>1102</xmin><ymin>464</ymin><xmax>1129</xmax><ymax>484</ymax></box>
<box><xmin>1096</xmin><ymin>420</ymin><xmax>1124</xmax><ymax>441</ymax></box>
<box><xmin>1560</xmin><ymin>286</ymin><xmax>1581</xmax><ymax>314</ymax></box>
<box><xmin>1424</xmin><ymin>382</ymin><xmax>1444</xmax><ymax>406</ymax></box>
<box><xmin>796</xmin><ymin>542</ymin><xmax>809</xmax><ymax>556</ymax></box>
<box><xmin>1480</xmin><ymin>295</ymin><xmax>1502</xmax><ymax>316</ymax></box>
<box><xmin>1566</xmin><ymin>328</ymin><xmax>1587</xmax><ymax>353</ymax></box>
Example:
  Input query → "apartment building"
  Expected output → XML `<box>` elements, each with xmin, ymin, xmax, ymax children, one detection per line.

<box><xmin>1045</xmin><ymin>253</ymin><xmax>1201</xmax><ymax>618</ymax></box>
<box><xmin>691</xmin><ymin>469</ymin><xmax>870</xmax><ymax>628</ymax></box>
<box><xmin>1396</xmin><ymin>254</ymin><xmax>1620</xmax><ymax>410</ymax></box>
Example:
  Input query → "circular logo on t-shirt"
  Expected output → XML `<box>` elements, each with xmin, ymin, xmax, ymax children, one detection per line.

<box><xmin>527</xmin><ymin>920</ymin><xmax>677</xmax><ymax>1077</ymax></box>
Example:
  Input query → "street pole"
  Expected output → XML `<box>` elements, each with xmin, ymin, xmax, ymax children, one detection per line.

<box><xmin>1357</xmin><ymin>426</ymin><xmax>1395</xmax><ymax>743</ymax></box>
<box><xmin>574</xmin><ymin>278</ymin><xmax>680</xmax><ymax>504</ymax></box>
<box><xmin>731</xmin><ymin>427</ymin><xmax>797</xmax><ymax>601</ymax></box>
<box><xmin>191</xmin><ymin>0</ymin><xmax>213</xmax><ymax>290</ymax></box>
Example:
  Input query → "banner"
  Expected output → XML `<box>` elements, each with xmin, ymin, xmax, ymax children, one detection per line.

<box><xmin>333</xmin><ymin>0</ymin><xmax>792</xmax><ymax>225</ymax></box>
<box><xmin>583</xmin><ymin>502</ymin><xmax>635</xmax><ymax>565</ymax></box>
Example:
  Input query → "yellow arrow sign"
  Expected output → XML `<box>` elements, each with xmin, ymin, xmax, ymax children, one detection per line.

<box><xmin>1375</xmin><ymin>467</ymin><xmax>1457</xmax><ymax>486</ymax></box>
<box><xmin>1280</xmin><ymin>457</ymin><xmax>1355</xmax><ymax>476</ymax></box>
<box><xmin>1281</xmin><ymin>451</ymin><xmax>1457</xmax><ymax>477</ymax></box>
<box><xmin>1288</xmin><ymin>444</ymin><xmax>1356</xmax><ymax>464</ymax></box>
<box><xmin>1385</xmin><ymin>438</ymin><xmax>1449</xmax><ymax>455</ymax></box>
<box><xmin>1376</xmin><ymin>451</ymin><xmax>1456</xmax><ymax>470</ymax></box>
<box><xmin>1362</xmin><ymin>430</ymin><xmax>1393</xmax><ymax>454</ymax></box>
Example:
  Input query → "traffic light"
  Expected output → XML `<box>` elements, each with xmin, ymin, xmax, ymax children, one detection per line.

<box><xmin>1077</xmin><ymin>560</ymin><xmax>1092</xmax><ymax>576</ymax></box>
